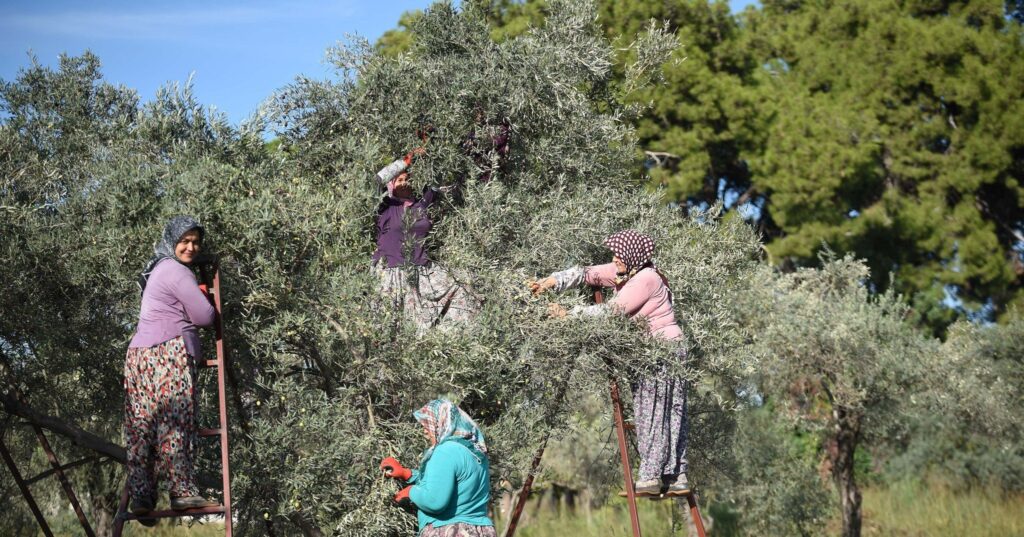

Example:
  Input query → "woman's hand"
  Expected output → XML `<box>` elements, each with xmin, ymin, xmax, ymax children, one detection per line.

<box><xmin>393</xmin><ymin>485</ymin><xmax>416</xmax><ymax>514</ymax></box>
<box><xmin>380</xmin><ymin>457</ymin><xmax>412</xmax><ymax>481</ymax></box>
<box><xmin>528</xmin><ymin>277</ymin><xmax>557</xmax><ymax>295</ymax></box>
<box><xmin>547</xmin><ymin>303</ymin><xmax>568</xmax><ymax>319</ymax></box>
<box><xmin>404</xmin><ymin>146</ymin><xmax>427</xmax><ymax>165</ymax></box>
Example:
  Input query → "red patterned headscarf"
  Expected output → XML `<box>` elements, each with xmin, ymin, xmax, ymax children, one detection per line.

<box><xmin>603</xmin><ymin>230</ymin><xmax>655</xmax><ymax>271</ymax></box>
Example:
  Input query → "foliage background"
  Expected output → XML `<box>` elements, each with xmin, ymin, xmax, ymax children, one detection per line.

<box><xmin>1</xmin><ymin>0</ymin><xmax>1022</xmax><ymax>536</ymax></box>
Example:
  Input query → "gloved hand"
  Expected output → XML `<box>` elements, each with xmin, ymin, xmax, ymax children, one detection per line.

<box><xmin>393</xmin><ymin>485</ymin><xmax>416</xmax><ymax>514</ymax></box>
<box><xmin>380</xmin><ymin>457</ymin><xmax>412</xmax><ymax>481</ymax></box>
<box><xmin>197</xmin><ymin>283</ymin><xmax>215</xmax><ymax>306</ymax></box>
<box><xmin>404</xmin><ymin>146</ymin><xmax>426</xmax><ymax>165</ymax></box>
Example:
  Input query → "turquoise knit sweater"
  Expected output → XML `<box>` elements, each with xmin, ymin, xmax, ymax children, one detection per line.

<box><xmin>408</xmin><ymin>438</ymin><xmax>493</xmax><ymax>533</ymax></box>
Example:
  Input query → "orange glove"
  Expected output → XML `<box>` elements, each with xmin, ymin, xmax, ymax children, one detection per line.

<box><xmin>380</xmin><ymin>457</ymin><xmax>412</xmax><ymax>481</ymax></box>
<box><xmin>404</xmin><ymin>146</ymin><xmax>426</xmax><ymax>165</ymax></box>
<box><xmin>393</xmin><ymin>485</ymin><xmax>415</xmax><ymax>513</ymax></box>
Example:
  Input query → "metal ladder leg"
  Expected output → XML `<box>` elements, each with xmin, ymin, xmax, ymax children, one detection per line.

<box><xmin>0</xmin><ymin>438</ymin><xmax>55</xmax><ymax>537</ymax></box>
<box><xmin>611</xmin><ymin>378</ymin><xmax>643</xmax><ymax>537</ymax></box>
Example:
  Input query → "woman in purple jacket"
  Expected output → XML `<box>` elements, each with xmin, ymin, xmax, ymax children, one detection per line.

<box><xmin>125</xmin><ymin>216</ymin><xmax>218</xmax><ymax>519</ymax></box>
<box><xmin>372</xmin><ymin>144</ymin><xmax>478</xmax><ymax>330</ymax></box>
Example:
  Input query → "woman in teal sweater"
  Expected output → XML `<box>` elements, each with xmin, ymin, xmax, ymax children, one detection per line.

<box><xmin>381</xmin><ymin>399</ymin><xmax>495</xmax><ymax>537</ymax></box>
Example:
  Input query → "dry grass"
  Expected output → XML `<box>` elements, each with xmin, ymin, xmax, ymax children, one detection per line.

<box><xmin>861</xmin><ymin>479</ymin><xmax>1024</xmax><ymax>537</ymax></box>
<box><xmin>496</xmin><ymin>480</ymin><xmax>1024</xmax><ymax>537</ymax></box>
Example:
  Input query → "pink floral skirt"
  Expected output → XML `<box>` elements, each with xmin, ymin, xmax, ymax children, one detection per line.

<box><xmin>419</xmin><ymin>523</ymin><xmax>497</xmax><ymax>537</ymax></box>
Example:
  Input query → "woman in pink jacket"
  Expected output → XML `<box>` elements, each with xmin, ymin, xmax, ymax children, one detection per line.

<box><xmin>530</xmin><ymin>230</ymin><xmax>689</xmax><ymax>497</ymax></box>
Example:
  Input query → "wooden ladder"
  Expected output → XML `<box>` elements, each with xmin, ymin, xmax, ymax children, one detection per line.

<box><xmin>113</xmin><ymin>263</ymin><xmax>233</xmax><ymax>536</ymax></box>
<box><xmin>504</xmin><ymin>287</ymin><xmax>706</xmax><ymax>537</ymax></box>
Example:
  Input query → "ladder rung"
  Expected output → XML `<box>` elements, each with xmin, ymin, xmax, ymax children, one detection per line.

<box><xmin>198</xmin><ymin>428</ymin><xmax>223</xmax><ymax>437</ymax></box>
<box><xmin>646</xmin><ymin>492</ymin><xmax>693</xmax><ymax>500</ymax></box>
<box><xmin>200</xmin><ymin>359</ymin><xmax>219</xmax><ymax>368</ymax></box>
<box><xmin>124</xmin><ymin>505</ymin><xmax>225</xmax><ymax>519</ymax></box>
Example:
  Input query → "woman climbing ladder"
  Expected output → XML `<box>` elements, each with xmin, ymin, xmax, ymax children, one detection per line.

<box><xmin>125</xmin><ymin>216</ymin><xmax>220</xmax><ymax>523</ymax></box>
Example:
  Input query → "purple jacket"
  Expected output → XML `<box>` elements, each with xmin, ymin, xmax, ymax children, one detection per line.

<box><xmin>129</xmin><ymin>258</ymin><xmax>215</xmax><ymax>358</ymax></box>
<box><xmin>372</xmin><ymin>187</ymin><xmax>438</xmax><ymax>268</ymax></box>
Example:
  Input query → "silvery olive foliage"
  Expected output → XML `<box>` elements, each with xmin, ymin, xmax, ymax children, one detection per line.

<box><xmin>17</xmin><ymin>2</ymin><xmax>1019</xmax><ymax>536</ymax></box>
<box><xmin>1</xmin><ymin>2</ymin><xmax>766</xmax><ymax>535</ymax></box>
<box><xmin>253</xmin><ymin>1</ymin><xmax>763</xmax><ymax>534</ymax></box>
<box><xmin>735</xmin><ymin>254</ymin><xmax>942</xmax><ymax>537</ymax></box>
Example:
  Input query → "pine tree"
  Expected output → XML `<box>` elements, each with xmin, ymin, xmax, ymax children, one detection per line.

<box><xmin>381</xmin><ymin>1</ymin><xmax>1024</xmax><ymax>335</ymax></box>
<box><xmin>747</xmin><ymin>0</ymin><xmax>1024</xmax><ymax>333</ymax></box>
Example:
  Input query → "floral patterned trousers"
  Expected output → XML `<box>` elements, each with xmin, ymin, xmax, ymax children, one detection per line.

<box><xmin>633</xmin><ymin>351</ymin><xmax>690</xmax><ymax>481</ymax></box>
<box><xmin>377</xmin><ymin>263</ymin><xmax>479</xmax><ymax>331</ymax></box>
<box><xmin>124</xmin><ymin>336</ymin><xmax>200</xmax><ymax>500</ymax></box>
<box><xmin>420</xmin><ymin>523</ymin><xmax>497</xmax><ymax>537</ymax></box>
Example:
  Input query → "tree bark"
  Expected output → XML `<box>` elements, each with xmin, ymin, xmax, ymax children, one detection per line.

<box><xmin>831</xmin><ymin>406</ymin><xmax>863</xmax><ymax>537</ymax></box>
<box><xmin>86</xmin><ymin>463</ymin><xmax>123</xmax><ymax>537</ymax></box>
<box><xmin>1</xmin><ymin>393</ymin><xmax>126</xmax><ymax>463</ymax></box>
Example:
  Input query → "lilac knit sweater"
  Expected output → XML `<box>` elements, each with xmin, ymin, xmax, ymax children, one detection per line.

<box><xmin>129</xmin><ymin>258</ymin><xmax>215</xmax><ymax>358</ymax></box>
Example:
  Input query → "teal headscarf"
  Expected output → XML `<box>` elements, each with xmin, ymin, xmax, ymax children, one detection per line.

<box><xmin>414</xmin><ymin>398</ymin><xmax>487</xmax><ymax>465</ymax></box>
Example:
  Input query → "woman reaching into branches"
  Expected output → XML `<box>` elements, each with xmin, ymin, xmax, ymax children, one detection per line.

<box><xmin>529</xmin><ymin>230</ymin><xmax>691</xmax><ymax>497</ymax></box>
<box><xmin>125</xmin><ymin>216</ymin><xmax>219</xmax><ymax>521</ymax></box>
<box><xmin>371</xmin><ymin>126</ymin><xmax>478</xmax><ymax>331</ymax></box>
<box><xmin>380</xmin><ymin>398</ymin><xmax>495</xmax><ymax>537</ymax></box>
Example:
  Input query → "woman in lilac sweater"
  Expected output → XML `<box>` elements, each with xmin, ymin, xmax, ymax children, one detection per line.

<box><xmin>125</xmin><ymin>216</ymin><xmax>218</xmax><ymax>518</ymax></box>
<box><xmin>529</xmin><ymin>230</ymin><xmax>690</xmax><ymax>497</ymax></box>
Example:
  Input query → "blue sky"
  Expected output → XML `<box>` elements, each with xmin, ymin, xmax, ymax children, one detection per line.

<box><xmin>1</xmin><ymin>0</ymin><xmax>760</xmax><ymax>126</ymax></box>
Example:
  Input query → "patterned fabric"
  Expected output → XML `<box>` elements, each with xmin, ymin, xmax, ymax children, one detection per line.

<box><xmin>139</xmin><ymin>216</ymin><xmax>204</xmax><ymax>292</ymax></box>
<box><xmin>603</xmin><ymin>230</ymin><xmax>655</xmax><ymax>272</ymax></box>
<box><xmin>550</xmin><ymin>266</ymin><xmax>585</xmax><ymax>292</ymax></box>
<box><xmin>419</xmin><ymin>522</ymin><xmax>497</xmax><ymax>537</ymax></box>
<box><xmin>414</xmin><ymin>399</ymin><xmax>487</xmax><ymax>464</ymax></box>
<box><xmin>124</xmin><ymin>336</ymin><xmax>200</xmax><ymax>500</ymax></box>
<box><xmin>376</xmin><ymin>264</ymin><xmax>478</xmax><ymax>331</ymax></box>
<box><xmin>375</xmin><ymin>157</ymin><xmax>410</xmax><ymax>187</ymax></box>
<box><xmin>633</xmin><ymin>349</ymin><xmax>689</xmax><ymax>481</ymax></box>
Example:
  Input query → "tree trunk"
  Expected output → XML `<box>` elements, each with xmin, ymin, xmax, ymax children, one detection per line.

<box><xmin>830</xmin><ymin>406</ymin><xmax>863</xmax><ymax>537</ymax></box>
<box><xmin>1</xmin><ymin>394</ymin><xmax>126</xmax><ymax>463</ymax></box>
<box><xmin>87</xmin><ymin>463</ymin><xmax>122</xmax><ymax>537</ymax></box>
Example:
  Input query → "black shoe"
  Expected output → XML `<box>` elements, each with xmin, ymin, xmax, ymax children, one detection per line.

<box><xmin>130</xmin><ymin>497</ymin><xmax>157</xmax><ymax>527</ymax></box>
